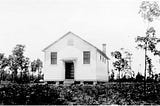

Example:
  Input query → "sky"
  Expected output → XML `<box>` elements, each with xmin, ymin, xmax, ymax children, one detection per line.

<box><xmin>0</xmin><ymin>0</ymin><xmax>160</xmax><ymax>74</ymax></box>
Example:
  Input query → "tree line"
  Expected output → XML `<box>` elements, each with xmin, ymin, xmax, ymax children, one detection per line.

<box><xmin>0</xmin><ymin>44</ymin><xmax>43</xmax><ymax>83</ymax></box>
<box><xmin>110</xmin><ymin>1</ymin><xmax>160</xmax><ymax>83</ymax></box>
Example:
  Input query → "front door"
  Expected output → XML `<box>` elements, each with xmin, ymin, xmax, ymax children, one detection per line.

<box><xmin>65</xmin><ymin>62</ymin><xmax>74</xmax><ymax>79</ymax></box>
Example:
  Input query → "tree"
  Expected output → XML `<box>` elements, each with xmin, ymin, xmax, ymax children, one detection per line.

<box><xmin>120</xmin><ymin>48</ymin><xmax>134</xmax><ymax>78</ymax></box>
<box><xmin>31</xmin><ymin>60</ymin><xmax>37</xmax><ymax>81</ymax></box>
<box><xmin>139</xmin><ymin>1</ymin><xmax>160</xmax><ymax>25</ymax></box>
<box><xmin>20</xmin><ymin>57</ymin><xmax>30</xmax><ymax>83</ymax></box>
<box><xmin>0</xmin><ymin>53</ymin><xmax>9</xmax><ymax>81</ymax></box>
<box><xmin>31</xmin><ymin>59</ymin><xmax>43</xmax><ymax>82</ymax></box>
<box><xmin>111</xmin><ymin>51</ymin><xmax>128</xmax><ymax>82</ymax></box>
<box><xmin>36</xmin><ymin>59</ymin><xmax>43</xmax><ymax>78</ymax></box>
<box><xmin>8</xmin><ymin>44</ymin><xmax>30</xmax><ymax>83</ymax></box>
<box><xmin>136</xmin><ymin>27</ymin><xmax>160</xmax><ymax>81</ymax></box>
<box><xmin>146</xmin><ymin>55</ymin><xmax>154</xmax><ymax>78</ymax></box>
<box><xmin>136</xmin><ymin>1</ymin><xmax>160</xmax><ymax>98</ymax></box>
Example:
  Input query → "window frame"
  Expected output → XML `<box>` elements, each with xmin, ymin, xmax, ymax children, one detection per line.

<box><xmin>51</xmin><ymin>52</ymin><xmax>57</xmax><ymax>64</ymax></box>
<box><xmin>83</xmin><ymin>51</ymin><xmax>90</xmax><ymax>64</ymax></box>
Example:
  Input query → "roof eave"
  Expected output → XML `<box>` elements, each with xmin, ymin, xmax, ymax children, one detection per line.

<box><xmin>96</xmin><ymin>49</ymin><xmax>110</xmax><ymax>60</ymax></box>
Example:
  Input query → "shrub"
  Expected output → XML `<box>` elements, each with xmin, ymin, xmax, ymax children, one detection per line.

<box><xmin>0</xmin><ymin>83</ymin><xmax>160</xmax><ymax>105</ymax></box>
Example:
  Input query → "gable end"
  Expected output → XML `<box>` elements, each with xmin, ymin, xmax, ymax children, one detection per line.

<box><xmin>42</xmin><ymin>31</ymin><xmax>109</xmax><ymax>60</ymax></box>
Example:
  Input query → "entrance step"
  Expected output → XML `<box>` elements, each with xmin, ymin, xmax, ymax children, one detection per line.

<box><xmin>64</xmin><ymin>79</ymin><xmax>74</xmax><ymax>85</ymax></box>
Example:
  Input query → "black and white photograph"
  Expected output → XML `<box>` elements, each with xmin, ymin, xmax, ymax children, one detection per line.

<box><xmin>0</xmin><ymin>0</ymin><xmax>160</xmax><ymax>105</ymax></box>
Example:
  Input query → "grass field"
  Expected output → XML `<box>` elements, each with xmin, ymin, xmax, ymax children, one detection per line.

<box><xmin>0</xmin><ymin>82</ymin><xmax>159</xmax><ymax>105</ymax></box>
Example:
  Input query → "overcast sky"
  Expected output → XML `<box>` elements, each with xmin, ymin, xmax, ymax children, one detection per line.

<box><xmin>0</xmin><ymin>0</ymin><xmax>160</xmax><ymax>74</ymax></box>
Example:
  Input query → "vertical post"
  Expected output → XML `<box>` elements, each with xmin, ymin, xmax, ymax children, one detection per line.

<box><xmin>144</xmin><ymin>42</ymin><xmax>147</xmax><ymax>98</ymax></box>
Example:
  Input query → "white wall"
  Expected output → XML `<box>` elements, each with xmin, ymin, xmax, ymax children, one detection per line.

<box><xmin>43</xmin><ymin>33</ymin><xmax>97</xmax><ymax>81</ymax></box>
<box><xmin>96</xmin><ymin>52</ymin><xmax>109</xmax><ymax>81</ymax></box>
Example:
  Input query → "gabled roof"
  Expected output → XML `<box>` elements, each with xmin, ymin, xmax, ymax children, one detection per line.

<box><xmin>42</xmin><ymin>31</ymin><xmax>109</xmax><ymax>60</ymax></box>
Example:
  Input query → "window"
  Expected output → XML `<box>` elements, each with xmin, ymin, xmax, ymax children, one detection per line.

<box><xmin>83</xmin><ymin>51</ymin><xmax>90</xmax><ymax>64</ymax></box>
<box><xmin>51</xmin><ymin>52</ymin><xmax>57</xmax><ymax>64</ymax></box>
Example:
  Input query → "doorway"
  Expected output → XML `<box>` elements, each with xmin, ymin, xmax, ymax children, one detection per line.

<box><xmin>65</xmin><ymin>61</ymin><xmax>74</xmax><ymax>79</ymax></box>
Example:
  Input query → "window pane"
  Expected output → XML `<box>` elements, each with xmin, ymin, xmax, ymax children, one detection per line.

<box><xmin>83</xmin><ymin>51</ymin><xmax>90</xmax><ymax>64</ymax></box>
<box><xmin>51</xmin><ymin>52</ymin><xmax>57</xmax><ymax>64</ymax></box>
